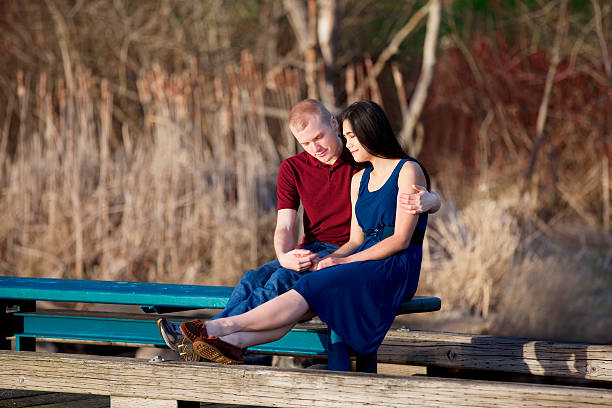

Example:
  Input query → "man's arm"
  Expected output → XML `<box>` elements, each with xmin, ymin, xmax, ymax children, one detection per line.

<box><xmin>398</xmin><ymin>186</ymin><xmax>441</xmax><ymax>214</ymax></box>
<box><xmin>274</xmin><ymin>209</ymin><xmax>318</xmax><ymax>272</ymax></box>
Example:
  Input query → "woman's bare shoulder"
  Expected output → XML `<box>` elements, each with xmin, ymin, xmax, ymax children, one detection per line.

<box><xmin>399</xmin><ymin>160</ymin><xmax>425</xmax><ymax>185</ymax></box>
<box><xmin>351</xmin><ymin>169</ymin><xmax>365</xmax><ymax>184</ymax></box>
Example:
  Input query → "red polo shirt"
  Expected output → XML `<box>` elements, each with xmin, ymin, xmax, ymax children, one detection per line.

<box><xmin>277</xmin><ymin>148</ymin><xmax>358</xmax><ymax>246</ymax></box>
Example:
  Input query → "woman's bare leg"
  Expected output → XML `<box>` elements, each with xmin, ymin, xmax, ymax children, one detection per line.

<box><xmin>206</xmin><ymin>289</ymin><xmax>310</xmax><ymax>338</ymax></box>
<box><xmin>219</xmin><ymin>324</ymin><xmax>294</xmax><ymax>349</ymax></box>
<box><xmin>220</xmin><ymin>307</ymin><xmax>317</xmax><ymax>348</ymax></box>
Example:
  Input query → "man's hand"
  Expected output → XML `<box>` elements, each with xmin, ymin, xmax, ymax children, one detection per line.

<box><xmin>398</xmin><ymin>185</ymin><xmax>440</xmax><ymax>214</ymax></box>
<box><xmin>278</xmin><ymin>249</ymin><xmax>319</xmax><ymax>272</ymax></box>
<box><xmin>314</xmin><ymin>256</ymin><xmax>346</xmax><ymax>271</ymax></box>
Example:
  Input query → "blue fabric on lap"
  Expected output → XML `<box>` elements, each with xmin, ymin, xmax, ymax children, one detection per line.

<box><xmin>213</xmin><ymin>241</ymin><xmax>339</xmax><ymax>319</ymax></box>
<box><xmin>293</xmin><ymin>159</ymin><xmax>428</xmax><ymax>354</ymax></box>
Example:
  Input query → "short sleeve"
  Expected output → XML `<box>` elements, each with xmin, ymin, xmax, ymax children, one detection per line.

<box><xmin>277</xmin><ymin>159</ymin><xmax>300</xmax><ymax>210</ymax></box>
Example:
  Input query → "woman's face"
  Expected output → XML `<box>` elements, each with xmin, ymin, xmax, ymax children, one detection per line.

<box><xmin>343</xmin><ymin>119</ymin><xmax>370</xmax><ymax>163</ymax></box>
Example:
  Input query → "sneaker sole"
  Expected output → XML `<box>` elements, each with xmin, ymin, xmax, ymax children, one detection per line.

<box><xmin>178</xmin><ymin>337</ymin><xmax>201</xmax><ymax>362</ymax></box>
<box><xmin>193</xmin><ymin>340</ymin><xmax>242</xmax><ymax>365</ymax></box>
<box><xmin>156</xmin><ymin>319</ymin><xmax>179</xmax><ymax>352</ymax></box>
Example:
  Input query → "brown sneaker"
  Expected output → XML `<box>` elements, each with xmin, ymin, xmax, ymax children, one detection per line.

<box><xmin>177</xmin><ymin>336</ymin><xmax>201</xmax><ymax>362</ymax></box>
<box><xmin>179</xmin><ymin>319</ymin><xmax>207</xmax><ymax>343</ymax></box>
<box><xmin>192</xmin><ymin>336</ymin><xmax>245</xmax><ymax>365</ymax></box>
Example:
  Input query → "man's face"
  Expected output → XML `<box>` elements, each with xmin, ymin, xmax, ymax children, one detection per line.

<box><xmin>292</xmin><ymin>114</ymin><xmax>341</xmax><ymax>165</ymax></box>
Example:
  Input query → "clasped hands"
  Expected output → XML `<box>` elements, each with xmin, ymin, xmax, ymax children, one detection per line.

<box><xmin>278</xmin><ymin>248</ymin><xmax>346</xmax><ymax>272</ymax></box>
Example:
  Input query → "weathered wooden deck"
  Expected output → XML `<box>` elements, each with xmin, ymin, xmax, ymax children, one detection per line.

<box><xmin>0</xmin><ymin>389</ymin><xmax>269</xmax><ymax>408</ymax></box>
<box><xmin>0</xmin><ymin>389</ymin><xmax>107</xmax><ymax>407</ymax></box>
<box><xmin>3</xmin><ymin>351</ymin><xmax>612</xmax><ymax>408</ymax></box>
<box><xmin>2</xmin><ymin>328</ymin><xmax>611</xmax><ymax>407</ymax></box>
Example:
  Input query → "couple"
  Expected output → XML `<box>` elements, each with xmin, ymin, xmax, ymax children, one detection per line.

<box><xmin>158</xmin><ymin>99</ymin><xmax>440</xmax><ymax>364</ymax></box>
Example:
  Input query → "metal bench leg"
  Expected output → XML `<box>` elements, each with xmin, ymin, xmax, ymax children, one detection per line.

<box><xmin>1</xmin><ymin>300</ymin><xmax>35</xmax><ymax>351</ymax></box>
<box><xmin>15</xmin><ymin>336</ymin><xmax>36</xmax><ymax>351</ymax></box>
<box><xmin>356</xmin><ymin>351</ymin><xmax>378</xmax><ymax>373</ymax></box>
<box><xmin>0</xmin><ymin>301</ymin><xmax>11</xmax><ymax>350</ymax></box>
<box><xmin>327</xmin><ymin>329</ymin><xmax>351</xmax><ymax>371</ymax></box>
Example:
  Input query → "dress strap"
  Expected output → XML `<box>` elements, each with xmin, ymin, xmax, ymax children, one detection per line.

<box><xmin>358</xmin><ymin>166</ymin><xmax>373</xmax><ymax>196</ymax></box>
<box><xmin>391</xmin><ymin>159</ymin><xmax>409</xmax><ymax>187</ymax></box>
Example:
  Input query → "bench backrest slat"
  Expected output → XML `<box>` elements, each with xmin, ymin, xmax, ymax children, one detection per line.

<box><xmin>0</xmin><ymin>276</ymin><xmax>441</xmax><ymax>313</ymax></box>
<box><xmin>0</xmin><ymin>277</ymin><xmax>233</xmax><ymax>309</ymax></box>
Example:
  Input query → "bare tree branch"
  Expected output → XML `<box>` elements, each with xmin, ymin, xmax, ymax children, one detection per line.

<box><xmin>364</xmin><ymin>57</ymin><xmax>382</xmax><ymax>107</ymax></box>
<box><xmin>391</xmin><ymin>62</ymin><xmax>408</xmax><ymax>119</ymax></box>
<box><xmin>525</xmin><ymin>0</ymin><xmax>569</xmax><ymax>183</ymax></box>
<box><xmin>44</xmin><ymin>0</ymin><xmax>75</xmax><ymax>93</ymax></box>
<box><xmin>398</xmin><ymin>0</ymin><xmax>441</xmax><ymax>156</ymax></box>
<box><xmin>352</xmin><ymin>1</ymin><xmax>431</xmax><ymax>101</ymax></box>
<box><xmin>305</xmin><ymin>0</ymin><xmax>318</xmax><ymax>98</ymax></box>
<box><xmin>317</xmin><ymin>0</ymin><xmax>338</xmax><ymax>108</ymax></box>
<box><xmin>317</xmin><ymin>0</ymin><xmax>336</xmax><ymax>68</ymax></box>
<box><xmin>283</xmin><ymin>0</ymin><xmax>309</xmax><ymax>54</ymax></box>
<box><xmin>283</xmin><ymin>0</ymin><xmax>319</xmax><ymax>99</ymax></box>
<box><xmin>591</xmin><ymin>0</ymin><xmax>612</xmax><ymax>81</ymax></box>
<box><xmin>372</xmin><ymin>2</ymin><xmax>430</xmax><ymax>79</ymax></box>
<box><xmin>603</xmin><ymin>155</ymin><xmax>610</xmax><ymax>229</ymax></box>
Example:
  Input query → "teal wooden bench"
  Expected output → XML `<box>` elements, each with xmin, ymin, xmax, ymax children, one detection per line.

<box><xmin>0</xmin><ymin>276</ymin><xmax>441</xmax><ymax>372</ymax></box>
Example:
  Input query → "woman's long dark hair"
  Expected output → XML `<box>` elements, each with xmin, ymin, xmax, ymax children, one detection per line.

<box><xmin>340</xmin><ymin>100</ymin><xmax>407</xmax><ymax>160</ymax></box>
<box><xmin>340</xmin><ymin>100</ymin><xmax>430</xmax><ymax>188</ymax></box>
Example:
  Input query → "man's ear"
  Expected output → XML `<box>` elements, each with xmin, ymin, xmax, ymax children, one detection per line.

<box><xmin>330</xmin><ymin>116</ymin><xmax>339</xmax><ymax>132</ymax></box>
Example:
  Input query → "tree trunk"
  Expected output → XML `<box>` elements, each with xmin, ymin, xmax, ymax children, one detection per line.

<box><xmin>398</xmin><ymin>0</ymin><xmax>441</xmax><ymax>157</ymax></box>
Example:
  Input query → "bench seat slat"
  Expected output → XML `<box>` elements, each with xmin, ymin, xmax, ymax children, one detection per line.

<box><xmin>398</xmin><ymin>296</ymin><xmax>441</xmax><ymax>314</ymax></box>
<box><xmin>15</xmin><ymin>312</ymin><xmax>329</xmax><ymax>355</ymax></box>
<box><xmin>3</xmin><ymin>276</ymin><xmax>441</xmax><ymax>362</ymax></box>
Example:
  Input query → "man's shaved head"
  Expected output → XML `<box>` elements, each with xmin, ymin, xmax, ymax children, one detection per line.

<box><xmin>289</xmin><ymin>99</ymin><xmax>334</xmax><ymax>133</ymax></box>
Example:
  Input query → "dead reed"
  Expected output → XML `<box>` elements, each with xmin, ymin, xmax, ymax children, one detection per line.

<box><xmin>418</xmin><ymin>183</ymin><xmax>611</xmax><ymax>343</ymax></box>
<box><xmin>0</xmin><ymin>56</ymin><xmax>300</xmax><ymax>285</ymax></box>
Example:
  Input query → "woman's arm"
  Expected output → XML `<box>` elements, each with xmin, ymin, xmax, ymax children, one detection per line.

<box><xmin>317</xmin><ymin>161</ymin><xmax>426</xmax><ymax>268</ymax></box>
<box><xmin>331</xmin><ymin>170</ymin><xmax>365</xmax><ymax>256</ymax></box>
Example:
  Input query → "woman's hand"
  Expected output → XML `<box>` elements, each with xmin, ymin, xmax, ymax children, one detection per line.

<box><xmin>314</xmin><ymin>256</ymin><xmax>347</xmax><ymax>270</ymax></box>
<box><xmin>398</xmin><ymin>185</ymin><xmax>440</xmax><ymax>214</ymax></box>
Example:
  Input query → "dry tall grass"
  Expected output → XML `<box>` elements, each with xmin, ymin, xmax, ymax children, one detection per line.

<box><xmin>0</xmin><ymin>0</ymin><xmax>610</xmax><ymax>342</ymax></box>
<box><xmin>418</xmin><ymin>183</ymin><xmax>611</xmax><ymax>343</ymax></box>
<box><xmin>0</xmin><ymin>56</ymin><xmax>301</xmax><ymax>285</ymax></box>
<box><xmin>421</xmin><ymin>192</ymin><xmax>521</xmax><ymax>319</ymax></box>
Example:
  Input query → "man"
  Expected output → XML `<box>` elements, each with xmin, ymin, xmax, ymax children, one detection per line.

<box><xmin>158</xmin><ymin>99</ymin><xmax>440</xmax><ymax>359</ymax></box>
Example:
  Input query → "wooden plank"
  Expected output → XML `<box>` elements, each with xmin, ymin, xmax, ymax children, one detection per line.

<box><xmin>0</xmin><ymin>388</ymin><xmax>108</xmax><ymax>407</ymax></box>
<box><xmin>1</xmin><ymin>351</ymin><xmax>611</xmax><ymax>408</ymax></box>
<box><xmin>379</xmin><ymin>330</ymin><xmax>612</xmax><ymax>382</ymax></box>
<box><xmin>111</xmin><ymin>396</ymin><xmax>181</xmax><ymax>408</ymax></box>
<box><xmin>377</xmin><ymin>363</ymin><xmax>427</xmax><ymax>376</ymax></box>
<box><xmin>42</xmin><ymin>396</ymin><xmax>110</xmax><ymax>408</ymax></box>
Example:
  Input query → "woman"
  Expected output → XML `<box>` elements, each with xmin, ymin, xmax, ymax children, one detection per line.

<box><xmin>178</xmin><ymin>100</ymin><xmax>430</xmax><ymax>364</ymax></box>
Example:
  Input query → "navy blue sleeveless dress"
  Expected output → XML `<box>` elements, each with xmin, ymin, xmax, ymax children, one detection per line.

<box><xmin>293</xmin><ymin>158</ymin><xmax>428</xmax><ymax>354</ymax></box>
